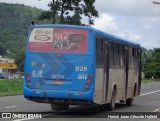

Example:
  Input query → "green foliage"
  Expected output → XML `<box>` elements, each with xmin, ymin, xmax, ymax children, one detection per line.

<box><xmin>151</xmin><ymin>48</ymin><xmax>160</xmax><ymax>63</ymax></box>
<box><xmin>143</xmin><ymin>48</ymin><xmax>160</xmax><ymax>79</ymax></box>
<box><xmin>0</xmin><ymin>3</ymin><xmax>47</xmax><ymax>71</ymax></box>
<box><xmin>142</xmin><ymin>47</ymin><xmax>153</xmax><ymax>70</ymax></box>
<box><xmin>65</xmin><ymin>10</ymin><xmax>82</xmax><ymax>25</ymax></box>
<box><xmin>39</xmin><ymin>0</ymin><xmax>99</xmax><ymax>26</ymax></box>
<box><xmin>144</xmin><ymin>63</ymin><xmax>160</xmax><ymax>79</ymax></box>
<box><xmin>15</xmin><ymin>48</ymin><xmax>25</xmax><ymax>72</ymax></box>
<box><xmin>0</xmin><ymin>79</ymin><xmax>23</xmax><ymax>96</ymax></box>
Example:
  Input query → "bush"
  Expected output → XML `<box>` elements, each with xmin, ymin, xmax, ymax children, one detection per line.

<box><xmin>144</xmin><ymin>63</ymin><xmax>160</xmax><ymax>79</ymax></box>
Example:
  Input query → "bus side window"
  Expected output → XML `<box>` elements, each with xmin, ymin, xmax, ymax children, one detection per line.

<box><xmin>134</xmin><ymin>48</ymin><xmax>138</xmax><ymax>70</ymax></box>
<box><xmin>113</xmin><ymin>42</ymin><xmax>118</xmax><ymax>54</ymax></box>
<box><xmin>96</xmin><ymin>38</ymin><xmax>103</xmax><ymax>66</ymax></box>
<box><xmin>109</xmin><ymin>42</ymin><xmax>114</xmax><ymax>67</ymax></box>
<box><xmin>119</xmin><ymin>44</ymin><xmax>124</xmax><ymax>55</ymax></box>
<box><xmin>114</xmin><ymin>43</ymin><xmax>120</xmax><ymax>67</ymax></box>
<box><xmin>110</xmin><ymin>42</ymin><xmax>120</xmax><ymax>67</ymax></box>
<box><xmin>130</xmin><ymin>47</ymin><xmax>135</xmax><ymax>69</ymax></box>
<box><xmin>132</xmin><ymin>48</ymin><xmax>135</xmax><ymax>57</ymax></box>
<box><xmin>120</xmin><ymin>44</ymin><xmax>124</xmax><ymax>67</ymax></box>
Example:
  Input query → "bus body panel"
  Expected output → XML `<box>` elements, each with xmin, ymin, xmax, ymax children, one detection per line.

<box><xmin>24</xmin><ymin>53</ymin><xmax>94</xmax><ymax>91</ymax></box>
<box><xmin>93</xmin><ymin>30</ymin><xmax>141</xmax><ymax>105</ymax></box>
<box><xmin>24</xmin><ymin>25</ymin><xmax>96</xmax><ymax>104</ymax></box>
<box><xmin>23</xmin><ymin>86</ymin><xmax>94</xmax><ymax>103</ymax></box>
<box><xmin>93</xmin><ymin>68</ymin><xmax>104</xmax><ymax>104</ymax></box>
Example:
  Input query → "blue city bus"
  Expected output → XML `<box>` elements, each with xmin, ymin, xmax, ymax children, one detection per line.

<box><xmin>24</xmin><ymin>24</ymin><xmax>141</xmax><ymax>111</ymax></box>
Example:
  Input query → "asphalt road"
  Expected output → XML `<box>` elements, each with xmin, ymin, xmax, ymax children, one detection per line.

<box><xmin>0</xmin><ymin>83</ymin><xmax>160</xmax><ymax>121</ymax></box>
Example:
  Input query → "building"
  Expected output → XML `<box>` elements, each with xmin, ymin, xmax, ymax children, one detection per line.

<box><xmin>0</xmin><ymin>56</ymin><xmax>17</xmax><ymax>73</ymax></box>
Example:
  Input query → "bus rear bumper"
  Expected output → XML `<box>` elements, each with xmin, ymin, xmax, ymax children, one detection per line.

<box><xmin>23</xmin><ymin>86</ymin><xmax>94</xmax><ymax>105</ymax></box>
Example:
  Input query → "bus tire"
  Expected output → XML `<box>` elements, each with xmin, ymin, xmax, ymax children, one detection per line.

<box><xmin>126</xmin><ymin>84</ymin><xmax>136</xmax><ymax>106</ymax></box>
<box><xmin>126</xmin><ymin>98</ymin><xmax>133</xmax><ymax>106</ymax></box>
<box><xmin>133</xmin><ymin>84</ymin><xmax>137</xmax><ymax>97</ymax></box>
<box><xmin>51</xmin><ymin>104</ymin><xmax>69</xmax><ymax>111</ymax></box>
<box><xmin>108</xmin><ymin>89</ymin><xmax>116</xmax><ymax>111</ymax></box>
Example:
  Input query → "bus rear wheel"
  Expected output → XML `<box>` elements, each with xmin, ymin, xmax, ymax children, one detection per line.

<box><xmin>51</xmin><ymin>104</ymin><xmax>69</xmax><ymax>111</ymax></box>
<box><xmin>108</xmin><ymin>89</ymin><xmax>116</xmax><ymax>111</ymax></box>
<box><xmin>126</xmin><ymin>85</ymin><xmax>135</xmax><ymax>106</ymax></box>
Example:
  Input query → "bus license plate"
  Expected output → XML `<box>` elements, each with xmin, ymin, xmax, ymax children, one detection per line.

<box><xmin>53</xmin><ymin>80</ymin><xmax>64</xmax><ymax>85</ymax></box>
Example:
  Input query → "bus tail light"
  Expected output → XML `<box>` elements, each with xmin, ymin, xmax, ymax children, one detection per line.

<box><xmin>88</xmin><ymin>74</ymin><xmax>93</xmax><ymax>79</ymax></box>
<box><xmin>28</xmin><ymin>82</ymin><xmax>32</xmax><ymax>86</ymax></box>
<box><xmin>86</xmin><ymin>80</ymin><xmax>91</xmax><ymax>84</ymax></box>
<box><xmin>25</xmin><ymin>72</ymin><xmax>29</xmax><ymax>76</ymax></box>
<box><xmin>26</xmin><ymin>77</ymin><xmax>31</xmax><ymax>81</ymax></box>
<box><xmin>84</xmin><ymin>84</ymin><xmax>89</xmax><ymax>89</ymax></box>
<box><xmin>83</xmin><ymin>79</ymin><xmax>92</xmax><ymax>91</ymax></box>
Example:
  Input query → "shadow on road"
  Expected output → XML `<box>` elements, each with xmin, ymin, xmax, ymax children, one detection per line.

<box><xmin>46</xmin><ymin>103</ymin><xmax>132</xmax><ymax>118</ymax></box>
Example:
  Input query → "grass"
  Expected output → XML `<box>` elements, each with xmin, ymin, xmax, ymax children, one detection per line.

<box><xmin>0</xmin><ymin>78</ymin><xmax>23</xmax><ymax>96</ymax></box>
<box><xmin>142</xmin><ymin>79</ymin><xmax>160</xmax><ymax>84</ymax></box>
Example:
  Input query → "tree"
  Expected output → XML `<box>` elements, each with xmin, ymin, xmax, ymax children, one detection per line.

<box><xmin>0</xmin><ymin>42</ymin><xmax>6</xmax><ymax>56</ymax></box>
<box><xmin>39</xmin><ymin>0</ymin><xmax>58</xmax><ymax>23</ymax></box>
<box><xmin>65</xmin><ymin>10</ymin><xmax>82</xmax><ymax>25</ymax></box>
<box><xmin>38</xmin><ymin>0</ymin><xmax>99</xmax><ymax>26</ymax></box>
<box><xmin>15</xmin><ymin>49</ymin><xmax>25</xmax><ymax>72</ymax></box>
<box><xmin>144</xmin><ymin>63</ymin><xmax>160</xmax><ymax>79</ymax></box>
<box><xmin>142</xmin><ymin>47</ymin><xmax>153</xmax><ymax>70</ymax></box>
<box><xmin>151</xmin><ymin>48</ymin><xmax>160</xmax><ymax>63</ymax></box>
<box><xmin>0</xmin><ymin>3</ymin><xmax>44</xmax><ymax>70</ymax></box>
<box><xmin>143</xmin><ymin>48</ymin><xmax>160</xmax><ymax>79</ymax></box>
<box><xmin>0</xmin><ymin>3</ymin><xmax>43</xmax><ymax>54</ymax></box>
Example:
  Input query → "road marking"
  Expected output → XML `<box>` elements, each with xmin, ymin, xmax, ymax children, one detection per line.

<box><xmin>5</xmin><ymin>106</ymin><xmax>16</xmax><ymax>109</ymax></box>
<box><xmin>153</xmin><ymin>109</ymin><xmax>160</xmax><ymax>112</ymax></box>
<box><xmin>140</xmin><ymin>90</ymin><xmax>160</xmax><ymax>97</ymax></box>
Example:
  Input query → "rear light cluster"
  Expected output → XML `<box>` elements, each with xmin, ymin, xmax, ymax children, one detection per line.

<box><xmin>26</xmin><ymin>77</ymin><xmax>31</xmax><ymax>81</ymax></box>
<box><xmin>83</xmin><ymin>74</ymin><xmax>93</xmax><ymax>91</ymax></box>
<box><xmin>25</xmin><ymin>72</ymin><xmax>32</xmax><ymax>87</ymax></box>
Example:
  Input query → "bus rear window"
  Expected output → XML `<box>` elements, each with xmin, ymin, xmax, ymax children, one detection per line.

<box><xmin>28</xmin><ymin>28</ymin><xmax>88</xmax><ymax>53</ymax></box>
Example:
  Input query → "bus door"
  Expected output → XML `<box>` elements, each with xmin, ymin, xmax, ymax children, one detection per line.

<box><xmin>103</xmin><ymin>40</ymin><xmax>109</xmax><ymax>101</ymax></box>
<box><xmin>123</xmin><ymin>46</ymin><xmax>129</xmax><ymax>98</ymax></box>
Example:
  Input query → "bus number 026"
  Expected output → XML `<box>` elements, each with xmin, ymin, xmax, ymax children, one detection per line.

<box><xmin>75</xmin><ymin>66</ymin><xmax>87</xmax><ymax>71</ymax></box>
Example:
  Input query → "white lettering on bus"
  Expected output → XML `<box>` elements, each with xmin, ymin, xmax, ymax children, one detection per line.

<box><xmin>78</xmin><ymin>74</ymin><xmax>87</xmax><ymax>80</ymax></box>
<box><xmin>75</xmin><ymin>66</ymin><xmax>87</xmax><ymax>72</ymax></box>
